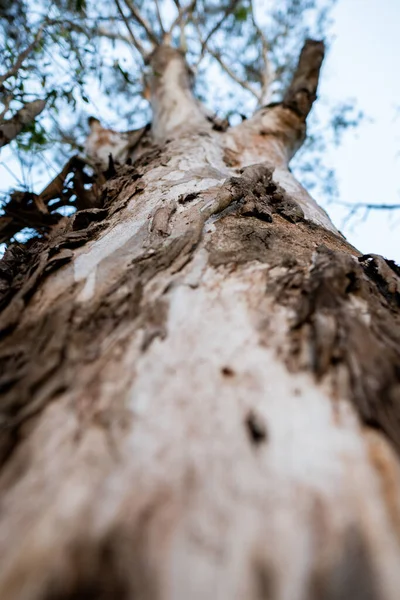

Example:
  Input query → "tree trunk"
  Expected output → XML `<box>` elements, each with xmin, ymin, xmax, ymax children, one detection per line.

<box><xmin>1</xmin><ymin>44</ymin><xmax>400</xmax><ymax>600</ymax></box>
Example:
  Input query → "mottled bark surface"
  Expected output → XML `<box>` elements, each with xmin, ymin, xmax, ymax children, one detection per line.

<box><xmin>1</xmin><ymin>42</ymin><xmax>400</xmax><ymax>600</ymax></box>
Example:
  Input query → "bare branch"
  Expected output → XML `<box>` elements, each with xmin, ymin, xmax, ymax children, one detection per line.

<box><xmin>191</xmin><ymin>15</ymin><xmax>259</xmax><ymax>99</ymax></box>
<box><xmin>249</xmin><ymin>0</ymin><xmax>273</xmax><ymax>105</ymax></box>
<box><xmin>45</xmin><ymin>18</ymin><xmax>133</xmax><ymax>46</ymax></box>
<box><xmin>0</xmin><ymin>99</ymin><xmax>46</xmax><ymax>148</ymax></box>
<box><xmin>283</xmin><ymin>39</ymin><xmax>325</xmax><ymax>120</ymax></box>
<box><xmin>197</xmin><ymin>0</ymin><xmax>241</xmax><ymax>64</ymax></box>
<box><xmin>335</xmin><ymin>201</ymin><xmax>400</xmax><ymax>211</ymax></box>
<box><xmin>154</xmin><ymin>0</ymin><xmax>165</xmax><ymax>36</ymax></box>
<box><xmin>208</xmin><ymin>49</ymin><xmax>260</xmax><ymax>100</ymax></box>
<box><xmin>91</xmin><ymin>25</ymin><xmax>132</xmax><ymax>45</ymax></box>
<box><xmin>114</xmin><ymin>0</ymin><xmax>147</xmax><ymax>59</ymax></box>
<box><xmin>38</xmin><ymin>156</ymin><xmax>78</xmax><ymax>205</ymax></box>
<box><xmin>0</xmin><ymin>95</ymin><xmax>13</xmax><ymax>120</ymax></box>
<box><xmin>123</xmin><ymin>0</ymin><xmax>159</xmax><ymax>45</ymax></box>
<box><xmin>0</xmin><ymin>27</ymin><xmax>43</xmax><ymax>87</ymax></box>
<box><xmin>167</xmin><ymin>0</ymin><xmax>197</xmax><ymax>46</ymax></box>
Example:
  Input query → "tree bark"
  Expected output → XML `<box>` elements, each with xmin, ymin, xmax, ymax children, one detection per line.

<box><xmin>0</xmin><ymin>99</ymin><xmax>46</xmax><ymax>148</ymax></box>
<box><xmin>1</xmin><ymin>43</ymin><xmax>400</xmax><ymax>600</ymax></box>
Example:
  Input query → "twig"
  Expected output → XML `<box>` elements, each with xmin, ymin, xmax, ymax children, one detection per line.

<box><xmin>197</xmin><ymin>0</ymin><xmax>241</xmax><ymax>63</ymax></box>
<box><xmin>154</xmin><ymin>0</ymin><xmax>165</xmax><ymax>36</ymax></box>
<box><xmin>167</xmin><ymin>0</ymin><xmax>197</xmax><ymax>46</ymax></box>
<box><xmin>44</xmin><ymin>18</ymin><xmax>133</xmax><ymax>45</ymax></box>
<box><xmin>92</xmin><ymin>25</ymin><xmax>132</xmax><ymax>45</ymax></box>
<box><xmin>336</xmin><ymin>201</ymin><xmax>400</xmax><ymax>211</ymax></box>
<box><xmin>206</xmin><ymin>47</ymin><xmax>260</xmax><ymax>100</ymax></box>
<box><xmin>123</xmin><ymin>0</ymin><xmax>159</xmax><ymax>45</ymax></box>
<box><xmin>0</xmin><ymin>27</ymin><xmax>43</xmax><ymax>87</ymax></box>
<box><xmin>249</xmin><ymin>0</ymin><xmax>273</xmax><ymax>104</ymax></box>
<box><xmin>114</xmin><ymin>0</ymin><xmax>147</xmax><ymax>59</ymax></box>
<box><xmin>191</xmin><ymin>16</ymin><xmax>259</xmax><ymax>99</ymax></box>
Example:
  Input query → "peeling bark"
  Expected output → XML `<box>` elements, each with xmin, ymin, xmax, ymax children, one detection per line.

<box><xmin>0</xmin><ymin>40</ymin><xmax>400</xmax><ymax>600</ymax></box>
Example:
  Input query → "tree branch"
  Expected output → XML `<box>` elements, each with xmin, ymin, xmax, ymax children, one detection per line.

<box><xmin>154</xmin><ymin>0</ymin><xmax>165</xmax><ymax>36</ymax></box>
<box><xmin>0</xmin><ymin>99</ymin><xmax>46</xmax><ymax>148</ymax></box>
<box><xmin>192</xmin><ymin>16</ymin><xmax>259</xmax><ymax>99</ymax></box>
<box><xmin>114</xmin><ymin>0</ymin><xmax>147</xmax><ymax>59</ymax></box>
<box><xmin>0</xmin><ymin>28</ymin><xmax>43</xmax><ymax>87</ymax></box>
<box><xmin>250</xmin><ymin>0</ymin><xmax>273</xmax><ymax>105</ymax></box>
<box><xmin>123</xmin><ymin>0</ymin><xmax>159</xmax><ymax>45</ymax></box>
<box><xmin>167</xmin><ymin>0</ymin><xmax>197</xmax><ymax>47</ymax></box>
<box><xmin>198</xmin><ymin>0</ymin><xmax>241</xmax><ymax>62</ymax></box>
<box><xmin>336</xmin><ymin>201</ymin><xmax>400</xmax><ymax>211</ymax></box>
<box><xmin>209</xmin><ymin>49</ymin><xmax>260</xmax><ymax>100</ymax></box>
<box><xmin>282</xmin><ymin>39</ymin><xmax>325</xmax><ymax>120</ymax></box>
<box><xmin>0</xmin><ymin>94</ymin><xmax>13</xmax><ymax>120</ymax></box>
<box><xmin>45</xmin><ymin>19</ymin><xmax>133</xmax><ymax>46</ymax></box>
<box><xmin>91</xmin><ymin>25</ymin><xmax>132</xmax><ymax>45</ymax></box>
<box><xmin>169</xmin><ymin>0</ymin><xmax>196</xmax><ymax>28</ymax></box>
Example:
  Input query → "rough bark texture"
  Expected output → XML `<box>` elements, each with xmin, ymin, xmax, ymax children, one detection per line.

<box><xmin>1</xmin><ymin>41</ymin><xmax>400</xmax><ymax>600</ymax></box>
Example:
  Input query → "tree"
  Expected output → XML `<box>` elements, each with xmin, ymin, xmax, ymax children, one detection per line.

<box><xmin>0</xmin><ymin>1</ymin><xmax>400</xmax><ymax>599</ymax></box>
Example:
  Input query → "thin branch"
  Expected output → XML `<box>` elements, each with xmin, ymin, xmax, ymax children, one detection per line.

<box><xmin>114</xmin><ymin>0</ymin><xmax>147</xmax><ymax>59</ymax></box>
<box><xmin>208</xmin><ymin>49</ymin><xmax>260</xmax><ymax>100</ymax></box>
<box><xmin>123</xmin><ymin>0</ymin><xmax>159</xmax><ymax>45</ymax></box>
<box><xmin>0</xmin><ymin>161</ymin><xmax>24</xmax><ymax>185</ymax></box>
<box><xmin>0</xmin><ymin>94</ymin><xmax>13</xmax><ymax>120</ymax></box>
<box><xmin>197</xmin><ymin>0</ymin><xmax>241</xmax><ymax>64</ymax></box>
<box><xmin>0</xmin><ymin>27</ymin><xmax>43</xmax><ymax>87</ymax></box>
<box><xmin>335</xmin><ymin>201</ymin><xmax>400</xmax><ymax>211</ymax></box>
<box><xmin>45</xmin><ymin>18</ymin><xmax>135</xmax><ymax>48</ymax></box>
<box><xmin>0</xmin><ymin>99</ymin><xmax>47</xmax><ymax>148</ymax></box>
<box><xmin>91</xmin><ymin>25</ymin><xmax>132</xmax><ymax>45</ymax></box>
<box><xmin>192</xmin><ymin>16</ymin><xmax>259</xmax><ymax>99</ymax></box>
<box><xmin>167</xmin><ymin>0</ymin><xmax>197</xmax><ymax>46</ymax></box>
<box><xmin>249</xmin><ymin>0</ymin><xmax>273</xmax><ymax>104</ymax></box>
<box><xmin>154</xmin><ymin>0</ymin><xmax>165</xmax><ymax>36</ymax></box>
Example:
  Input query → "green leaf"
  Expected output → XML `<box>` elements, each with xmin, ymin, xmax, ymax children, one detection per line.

<box><xmin>234</xmin><ymin>5</ymin><xmax>249</xmax><ymax>22</ymax></box>
<box><xmin>75</xmin><ymin>0</ymin><xmax>87</xmax><ymax>13</ymax></box>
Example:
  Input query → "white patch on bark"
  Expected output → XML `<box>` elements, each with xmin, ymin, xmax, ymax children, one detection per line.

<box><xmin>77</xmin><ymin>269</ymin><xmax>97</xmax><ymax>302</ymax></box>
<box><xmin>74</xmin><ymin>218</ymin><xmax>145</xmax><ymax>283</ymax></box>
<box><xmin>348</xmin><ymin>295</ymin><xmax>372</xmax><ymax>326</ymax></box>
<box><xmin>116</xmin><ymin>264</ymin><xmax>400</xmax><ymax>600</ymax></box>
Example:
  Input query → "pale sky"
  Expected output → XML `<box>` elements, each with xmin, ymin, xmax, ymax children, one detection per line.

<box><xmin>320</xmin><ymin>0</ymin><xmax>400</xmax><ymax>260</ymax></box>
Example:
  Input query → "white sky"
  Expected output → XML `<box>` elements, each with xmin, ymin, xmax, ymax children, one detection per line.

<box><xmin>320</xmin><ymin>0</ymin><xmax>400</xmax><ymax>260</ymax></box>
